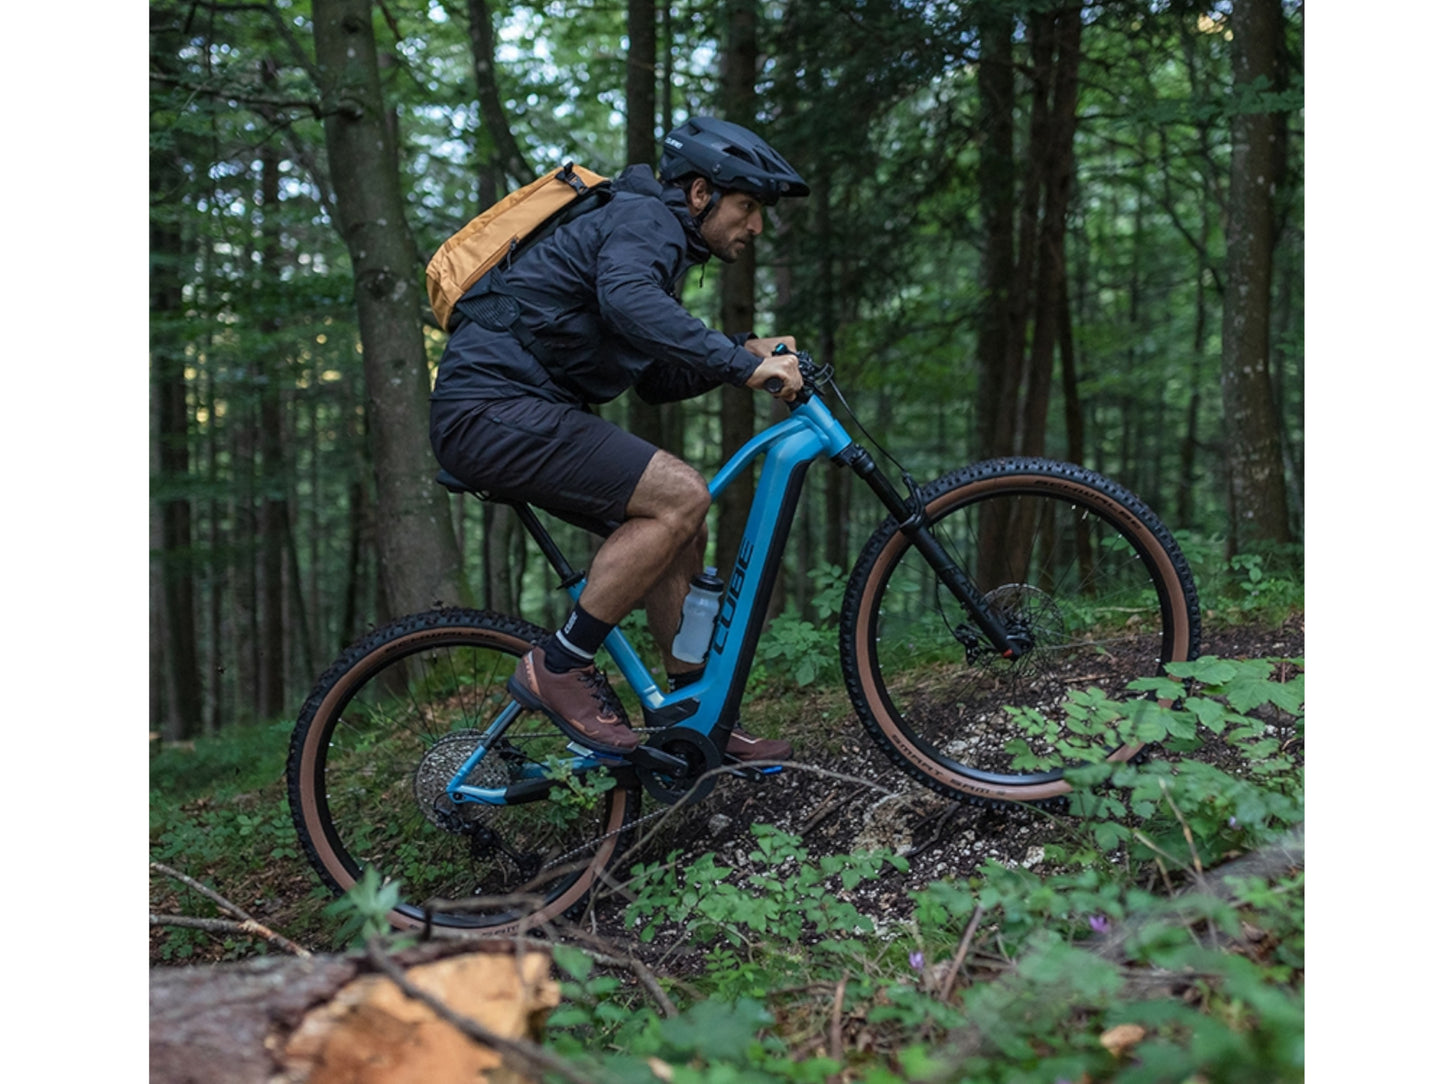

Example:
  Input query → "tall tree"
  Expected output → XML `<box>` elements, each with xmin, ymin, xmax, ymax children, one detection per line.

<box><xmin>715</xmin><ymin>0</ymin><xmax>760</xmax><ymax>581</ymax></box>
<box><xmin>465</xmin><ymin>0</ymin><xmax>531</xmax><ymax>207</ymax></box>
<box><xmin>975</xmin><ymin>1</ymin><xmax>1017</xmax><ymax>463</ymax></box>
<box><xmin>1220</xmin><ymin>0</ymin><xmax>1292</xmax><ymax>554</ymax></box>
<box><xmin>256</xmin><ymin>57</ymin><xmax>290</xmax><ymax>720</ymax></box>
<box><xmin>626</xmin><ymin>0</ymin><xmax>677</xmax><ymax>457</ymax></box>
<box><xmin>1018</xmin><ymin>4</ymin><xmax>1082</xmax><ymax>458</ymax></box>
<box><xmin>150</xmin><ymin>11</ymin><xmax>204</xmax><ymax>740</ymax></box>
<box><xmin>312</xmin><ymin>0</ymin><xmax>471</xmax><ymax>617</ymax></box>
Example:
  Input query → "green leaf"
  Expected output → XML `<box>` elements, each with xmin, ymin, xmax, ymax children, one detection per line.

<box><xmin>551</xmin><ymin>943</ymin><xmax>594</xmax><ymax>981</ymax></box>
<box><xmin>658</xmin><ymin>998</ymin><xmax>774</xmax><ymax>1063</ymax></box>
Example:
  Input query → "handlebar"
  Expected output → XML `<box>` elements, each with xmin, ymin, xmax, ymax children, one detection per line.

<box><xmin>762</xmin><ymin>346</ymin><xmax>820</xmax><ymax>400</ymax></box>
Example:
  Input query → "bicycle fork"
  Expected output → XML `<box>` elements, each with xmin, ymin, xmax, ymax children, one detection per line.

<box><xmin>834</xmin><ymin>443</ymin><xmax>1025</xmax><ymax>659</ymax></box>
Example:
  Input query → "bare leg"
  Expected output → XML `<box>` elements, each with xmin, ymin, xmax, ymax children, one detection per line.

<box><xmin>576</xmin><ymin>451</ymin><xmax>710</xmax><ymax>627</ymax></box>
<box><xmin>643</xmin><ymin>523</ymin><xmax>708</xmax><ymax>674</ymax></box>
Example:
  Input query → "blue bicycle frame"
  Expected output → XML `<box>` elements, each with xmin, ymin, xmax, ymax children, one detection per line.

<box><xmin>440</xmin><ymin>383</ymin><xmax>1017</xmax><ymax>808</ymax></box>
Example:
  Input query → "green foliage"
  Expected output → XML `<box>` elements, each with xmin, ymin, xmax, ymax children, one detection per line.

<box><xmin>323</xmin><ymin>865</ymin><xmax>403</xmax><ymax>949</ymax></box>
<box><xmin>150</xmin><ymin>718</ymin><xmax>326</xmax><ymax>956</ymax></box>
<box><xmin>536</xmin><ymin>654</ymin><xmax>1303</xmax><ymax>1083</ymax></box>
<box><xmin>148</xmin><ymin>639</ymin><xmax>1302</xmax><ymax>1079</ymax></box>
<box><xmin>749</xmin><ymin>566</ymin><xmax>846</xmax><ymax>690</ymax></box>
<box><xmin>625</xmin><ymin>824</ymin><xmax>903</xmax><ymax>963</ymax></box>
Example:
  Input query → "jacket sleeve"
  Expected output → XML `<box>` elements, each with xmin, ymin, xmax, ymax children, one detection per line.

<box><xmin>634</xmin><ymin>332</ymin><xmax>756</xmax><ymax>403</ymax></box>
<box><xmin>594</xmin><ymin>206</ymin><xmax>761</xmax><ymax>387</ymax></box>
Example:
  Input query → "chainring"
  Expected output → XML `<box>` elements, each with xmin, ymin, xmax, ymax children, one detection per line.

<box><xmin>638</xmin><ymin>726</ymin><xmax>723</xmax><ymax>805</ymax></box>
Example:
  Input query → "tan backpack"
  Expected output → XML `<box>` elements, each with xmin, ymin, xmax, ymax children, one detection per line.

<box><xmin>425</xmin><ymin>162</ymin><xmax>610</xmax><ymax>330</ymax></box>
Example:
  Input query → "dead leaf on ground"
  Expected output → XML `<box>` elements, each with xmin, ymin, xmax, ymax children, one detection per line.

<box><xmin>1099</xmin><ymin>1022</ymin><xmax>1147</xmax><ymax>1057</ymax></box>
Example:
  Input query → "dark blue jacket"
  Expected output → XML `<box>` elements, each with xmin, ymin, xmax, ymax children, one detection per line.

<box><xmin>431</xmin><ymin>164</ymin><xmax>761</xmax><ymax>406</ymax></box>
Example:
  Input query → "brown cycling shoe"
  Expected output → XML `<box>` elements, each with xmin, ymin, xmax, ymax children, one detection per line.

<box><xmin>725</xmin><ymin>729</ymin><xmax>792</xmax><ymax>763</ymax></box>
<box><xmin>509</xmin><ymin>647</ymin><xmax>640</xmax><ymax>755</ymax></box>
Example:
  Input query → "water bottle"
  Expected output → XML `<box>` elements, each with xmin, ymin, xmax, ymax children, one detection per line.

<box><xmin>671</xmin><ymin>570</ymin><xmax>725</xmax><ymax>664</ymax></box>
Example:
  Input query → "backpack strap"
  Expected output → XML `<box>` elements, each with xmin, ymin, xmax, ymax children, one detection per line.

<box><xmin>453</xmin><ymin>272</ymin><xmax>596</xmax><ymax>399</ymax></box>
<box><xmin>453</xmin><ymin>273</ymin><xmax>550</xmax><ymax>361</ymax></box>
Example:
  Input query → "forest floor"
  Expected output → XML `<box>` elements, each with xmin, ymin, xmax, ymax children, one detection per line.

<box><xmin>579</xmin><ymin>613</ymin><xmax>1305</xmax><ymax>973</ymax></box>
<box><xmin>150</xmin><ymin>612</ymin><xmax>1303</xmax><ymax>969</ymax></box>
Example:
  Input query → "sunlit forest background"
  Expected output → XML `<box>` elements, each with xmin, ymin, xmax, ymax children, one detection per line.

<box><xmin>148</xmin><ymin>0</ymin><xmax>1304</xmax><ymax>741</ymax></box>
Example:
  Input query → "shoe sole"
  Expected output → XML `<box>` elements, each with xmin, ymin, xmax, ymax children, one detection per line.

<box><xmin>507</xmin><ymin>675</ymin><xmax>640</xmax><ymax>757</ymax></box>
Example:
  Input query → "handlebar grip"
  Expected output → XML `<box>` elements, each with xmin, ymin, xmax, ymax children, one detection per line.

<box><xmin>763</xmin><ymin>376</ymin><xmax>785</xmax><ymax>394</ymax></box>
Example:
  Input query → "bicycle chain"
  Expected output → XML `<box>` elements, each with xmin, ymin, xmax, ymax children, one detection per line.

<box><xmin>539</xmin><ymin>801</ymin><xmax>675</xmax><ymax>873</ymax></box>
<box><xmin>470</xmin><ymin>724</ymin><xmax>734</xmax><ymax>874</ymax></box>
<box><xmin>481</xmin><ymin>724</ymin><xmax>662</xmax><ymax>875</ymax></box>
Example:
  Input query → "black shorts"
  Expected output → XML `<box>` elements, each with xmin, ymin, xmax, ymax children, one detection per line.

<box><xmin>430</xmin><ymin>396</ymin><xmax>658</xmax><ymax>530</ymax></box>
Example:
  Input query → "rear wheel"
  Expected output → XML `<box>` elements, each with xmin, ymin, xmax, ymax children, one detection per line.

<box><xmin>287</xmin><ymin>608</ymin><xmax>638</xmax><ymax>934</ymax></box>
<box><xmin>840</xmin><ymin>458</ymin><xmax>1200</xmax><ymax>806</ymax></box>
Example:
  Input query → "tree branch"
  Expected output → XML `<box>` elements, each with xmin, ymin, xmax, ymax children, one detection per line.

<box><xmin>149</xmin><ymin>69</ymin><xmax>324</xmax><ymax>118</ymax></box>
<box><xmin>150</xmin><ymin>861</ymin><xmax>312</xmax><ymax>957</ymax></box>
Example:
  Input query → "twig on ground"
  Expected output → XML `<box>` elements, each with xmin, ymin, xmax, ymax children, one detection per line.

<box><xmin>150</xmin><ymin>861</ymin><xmax>312</xmax><ymax>957</ymax></box>
<box><xmin>829</xmin><ymin>971</ymin><xmax>849</xmax><ymax>1065</ymax></box>
<box><xmin>148</xmin><ymin>913</ymin><xmax>311</xmax><ymax>957</ymax></box>
<box><xmin>571</xmin><ymin>943</ymin><xmax>679</xmax><ymax>1018</ymax></box>
<box><xmin>938</xmin><ymin>904</ymin><xmax>986</xmax><ymax>1001</ymax></box>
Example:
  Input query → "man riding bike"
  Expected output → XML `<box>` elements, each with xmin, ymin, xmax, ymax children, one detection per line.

<box><xmin>430</xmin><ymin>116</ymin><xmax>809</xmax><ymax>762</ymax></box>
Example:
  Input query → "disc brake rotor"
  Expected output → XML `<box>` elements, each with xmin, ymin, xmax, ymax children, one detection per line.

<box><xmin>985</xmin><ymin>583</ymin><xmax>1067</xmax><ymax>655</ymax></box>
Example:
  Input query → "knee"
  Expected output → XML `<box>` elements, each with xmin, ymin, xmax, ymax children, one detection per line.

<box><xmin>632</xmin><ymin>453</ymin><xmax>711</xmax><ymax>534</ymax></box>
<box><xmin>665</xmin><ymin>471</ymin><xmax>711</xmax><ymax>535</ymax></box>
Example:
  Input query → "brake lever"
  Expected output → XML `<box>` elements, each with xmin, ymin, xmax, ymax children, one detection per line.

<box><xmin>762</xmin><ymin>346</ymin><xmax>818</xmax><ymax>398</ymax></box>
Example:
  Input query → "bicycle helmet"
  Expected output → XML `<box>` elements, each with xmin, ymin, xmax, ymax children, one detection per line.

<box><xmin>659</xmin><ymin>116</ymin><xmax>810</xmax><ymax>204</ymax></box>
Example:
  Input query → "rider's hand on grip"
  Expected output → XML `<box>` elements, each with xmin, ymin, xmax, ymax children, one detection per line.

<box><xmin>747</xmin><ymin>340</ymin><xmax>803</xmax><ymax>401</ymax></box>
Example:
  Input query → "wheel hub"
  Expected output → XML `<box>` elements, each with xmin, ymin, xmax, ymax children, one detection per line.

<box><xmin>985</xmin><ymin>583</ymin><xmax>1066</xmax><ymax>654</ymax></box>
<box><xmin>413</xmin><ymin>730</ymin><xmax>507</xmax><ymax>831</ymax></box>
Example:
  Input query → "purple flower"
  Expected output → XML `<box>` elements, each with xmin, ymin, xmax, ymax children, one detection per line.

<box><xmin>1088</xmin><ymin>914</ymin><xmax>1110</xmax><ymax>934</ymax></box>
<box><xmin>908</xmin><ymin>950</ymin><xmax>926</xmax><ymax>971</ymax></box>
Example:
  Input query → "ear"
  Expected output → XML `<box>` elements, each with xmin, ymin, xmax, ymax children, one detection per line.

<box><xmin>686</xmin><ymin>177</ymin><xmax>713</xmax><ymax>215</ymax></box>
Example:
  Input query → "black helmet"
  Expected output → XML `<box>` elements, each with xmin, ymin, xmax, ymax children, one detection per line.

<box><xmin>659</xmin><ymin>116</ymin><xmax>809</xmax><ymax>204</ymax></box>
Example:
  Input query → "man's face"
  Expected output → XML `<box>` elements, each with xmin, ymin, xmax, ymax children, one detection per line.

<box><xmin>698</xmin><ymin>189</ymin><xmax>764</xmax><ymax>262</ymax></box>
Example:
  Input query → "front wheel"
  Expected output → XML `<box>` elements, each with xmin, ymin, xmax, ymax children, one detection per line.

<box><xmin>840</xmin><ymin>458</ymin><xmax>1200</xmax><ymax>806</ymax></box>
<box><xmin>287</xmin><ymin>608</ymin><xmax>638</xmax><ymax>935</ymax></box>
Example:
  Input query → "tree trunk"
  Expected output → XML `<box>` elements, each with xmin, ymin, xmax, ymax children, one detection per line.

<box><xmin>625</xmin><ymin>0</ymin><xmax>674</xmax><ymax>455</ymax></box>
<box><xmin>149</xmin><ymin>941</ymin><xmax>559</xmax><ymax>1084</ymax></box>
<box><xmin>312</xmin><ymin>0</ymin><xmax>471</xmax><ymax>619</ymax></box>
<box><xmin>625</xmin><ymin>0</ymin><xmax>657</xmax><ymax>163</ymax></box>
<box><xmin>974</xmin><ymin>3</ymin><xmax>1015</xmax><ymax>463</ymax></box>
<box><xmin>257</xmin><ymin>58</ymin><xmax>289</xmax><ymax>719</ymax></box>
<box><xmin>1220</xmin><ymin>0</ymin><xmax>1292</xmax><ymax>554</ymax></box>
<box><xmin>465</xmin><ymin>0</ymin><xmax>531</xmax><ymax>207</ymax></box>
<box><xmin>715</xmin><ymin>0</ymin><xmax>760</xmax><ymax>582</ymax></box>
<box><xmin>1019</xmin><ymin>5</ymin><xmax>1081</xmax><ymax>459</ymax></box>
<box><xmin>150</xmin><ymin>13</ymin><xmax>204</xmax><ymax>740</ymax></box>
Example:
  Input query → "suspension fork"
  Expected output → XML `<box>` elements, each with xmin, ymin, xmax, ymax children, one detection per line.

<box><xmin>837</xmin><ymin>444</ymin><xmax>1023</xmax><ymax>658</ymax></box>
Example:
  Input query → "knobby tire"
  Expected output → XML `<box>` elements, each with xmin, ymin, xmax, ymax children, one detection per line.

<box><xmin>840</xmin><ymin>458</ymin><xmax>1201</xmax><ymax>806</ymax></box>
<box><xmin>287</xmin><ymin>608</ymin><xmax>638</xmax><ymax>934</ymax></box>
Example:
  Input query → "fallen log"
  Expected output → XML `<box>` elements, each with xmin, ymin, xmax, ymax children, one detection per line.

<box><xmin>149</xmin><ymin>939</ymin><xmax>559</xmax><ymax>1084</ymax></box>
